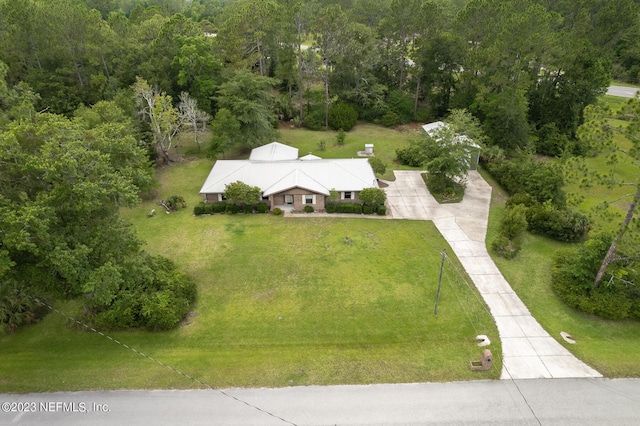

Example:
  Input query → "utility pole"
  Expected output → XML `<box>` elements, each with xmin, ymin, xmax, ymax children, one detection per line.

<box><xmin>434</xmin><ymin>249</ymin><xmax>446</xmax><ymax>316</ymax></box>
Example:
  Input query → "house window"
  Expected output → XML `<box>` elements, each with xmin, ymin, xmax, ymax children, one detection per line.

<box><xmin>285</xmin><ymin>195</ymin><xmax>294</xmax><ymax>204</ymax></box>
<box><xmin>305</xmin><ymin>195</ymin><xmax>314</xmax><ymax>204</ymax></box>
<box><xmin>343</xmin><ymin>191</ymin><xmax>352</xmax><ymax>199</ymax></box>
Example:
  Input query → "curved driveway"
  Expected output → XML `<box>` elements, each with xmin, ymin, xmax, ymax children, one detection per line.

<box><xmin>385</xmin><ymin>170</ymin><xmax>601</xmax><ymax>379</ymax></box>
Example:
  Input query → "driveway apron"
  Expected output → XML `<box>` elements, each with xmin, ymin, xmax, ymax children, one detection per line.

<box><xmin>385</xmin><ymin>170</ymin><xmax>602</xmax><ymax>379</ymax></box>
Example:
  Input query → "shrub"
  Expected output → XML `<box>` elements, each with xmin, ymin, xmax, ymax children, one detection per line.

<box><xmin>484</xmin><ymin>156</ymin><xmax>566</xmax><ymax>206</ymax></box>
<box><xmin>380</xmin><ymin>112</ymin><xmax>401</xmax><ymax>128</ymax></box>
<box><xmin>526</xmin><ymin>202</ymin><xmax>590</xmax><ymax>242</ymax></box>
<box><xmin>325</xmin><ymin>203</ymin><xmax>336</xmax><ymax>213</ymax></box>
<box><xmin>141</xmin><ymin>290</ymin><xmax>189</xmax><ymax>331</ymax></box>
<box><xmin>256</xmin><ymin>202</ymin><xmax>268</xmax><ymax>213</ymax></box>
<box><xmin>363</xmin><ymin>205</ymin><xmax>374</xmax><ymax>214</ymax></box>
<box><xmin>165</xmin><ymin>195</ymin><xmax>186</xmax><ymax>211</ymax></box>
<box><xmin>92</xmin><ymin>254</ymin><xmax>196</xmax><ymax>331</ymax></box>
<box><xmin>353</xmin><ymin>203</ymin><xmax>362</xmax><ymax>214</ymax></box>
<box><xmin>336</xmin><ymin>202</ymin><xmax>354</xmax><ymax>213</ymax></box>
<box><xmin>0</xmin><ymin>283</ymin><xmax>48</xmax><ymax>334</ymax></box>
<box><xmin>335</xmin><ymin>129</ymin><xmax>346</xmax><ymax>146</ymax></box>
<box><xmin>328</xmin><ymin>102</ymin><xmax>358</xmax><ymax>131</ymax></box>
<box><xmin>193</xmin><ymin>202</ymin><xmax>206</xmax><ymax>216</ymax></box>
<box><xmin>359</xmin><ymin>187</ymin><xmax>386</xmax><ymax>207</ymax></box>
<box><xmin>243</xmin><ymin>204</ymin><xmax>254</xmax><ymax>214</ymax></box>
<box><xmin>272</xmin><ymin>207</ymin><xmax>283</xmax><ymax>215</ymax></box>
<box><xmin>377</xmin><ymin>205</ymin><xmax>387</xmax><ymax>215</ymax></box>
<box><xmin>491</xmin><ymin>234</ymin><xmax>521</xmax><ymax>259</ymax></box>
<box><xmin>506</xmin><ymin>193</ymin><xmax>538</xmax><ymax>208</ymax></box>
<box><xmin>225</xmin><ymin>203</ymin><xmax>239</xmax><ymax>214</ymax></box>
<box><xmin>302</xmin><ymin>109</ymin><xmax>325</xmax><ymax>130</ymax></box>
<box><xmin>500</xmin><ymin>204</ymin><xmax>528</xmax><ymax>240</ymax></box>
<box><xmin>212</xmin><ymin>201</ymin><xmax>227</xmax><ymax>213</ymax></box>
<box><xmin>396</xmin><ymin>143</ymin><xmax>427</xmax><ymax>167</ymax></box>
<box><xmin>304</xmin><ymin>205</ymin><xmax>314</xmax><ymax>213</ymax></box>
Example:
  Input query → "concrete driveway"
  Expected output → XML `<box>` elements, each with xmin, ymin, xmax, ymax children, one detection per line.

<box><xmin>385</xmin><ymin>170</ymin><xmax>601</xmax><ymax>380</ymax></box>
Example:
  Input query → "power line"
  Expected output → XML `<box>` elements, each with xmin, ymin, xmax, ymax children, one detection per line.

<box><xmin>32</xmin><ymin>298</ymin><xmax>298</xmax><ymax>426</ymax></box>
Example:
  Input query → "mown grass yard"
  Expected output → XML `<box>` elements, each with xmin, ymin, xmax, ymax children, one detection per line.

<box><xmin>0</xmin><ymin>143</ymin><xmax>500</xmax><ymax>392</ymax></box>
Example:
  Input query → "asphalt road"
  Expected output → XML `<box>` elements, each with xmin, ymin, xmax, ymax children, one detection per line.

<box><xmin>2</xmin><ymin>378</ymin><xmax>640</xmax><ymax>425</ymax></box>
<box><xmin>607</xmin><ymin>85</ymin><xmax>640</xmax><ymax>98</ymax></box>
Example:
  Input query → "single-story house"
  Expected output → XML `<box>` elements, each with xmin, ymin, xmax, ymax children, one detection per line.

<box><xmin>199</xmin><ymin>142</ymin><xmax>379</xmax><ymax>211</ymax></box>
<box><xmin>422</xmin><ymin>121</ymin><xmax>481</xmax><ymax>170</ymax></box>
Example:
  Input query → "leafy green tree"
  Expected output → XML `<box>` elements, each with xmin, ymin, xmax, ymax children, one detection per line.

<box><xmin>142</xmin><ymin>13</ymin><xmax>201</xmax><ymax>95</ymax></box>
<box><xmin>368</xmin><ymin>157</ymin><xmax>387</xmax><ymax>176</ymax></box>
<box><xmin>223</xmin><ymin>181</ymin><xmax>261</xmax><ymax>207</ymax></box>
<box><xmin>0</xmin><ymin>113</ymin><xmax>148</xmax><ymax>296</ymax></box>
<box><xmin>0</xmin><ymin>110</ymin><xmax>194</xmax><ymax>330</ymax></box>
<box><xmin>420</xmin><ymin>125</ymin><xmax>475</xmax><ymax>188</ymax></box>
<box><xmin>398</xmin><ymin>110</ymin><xmax>483</xmax><ymax>188</ymax></box>
<box><xmin>172</xmin><ymin>35</ymin><xmax>222</xmax><ymax>112</ymax></box>
<box><xmin>358</xmin><ymin>188</ymin><xmax>386</xmax><ymax>207</ymax></box>
<box><xmin>215</xmin><ymin>70</ymin><xmax>277</xmax><ymax>148</ymax></box>
<box><xmin>481</xmin><ymin>89</ymin><xmax>530</xmax><ymax>151</ymax></box>
<box><xmin>207</xmin><ymin>108</ymin><xmax>241</xmax><ymax>159</ymax></box>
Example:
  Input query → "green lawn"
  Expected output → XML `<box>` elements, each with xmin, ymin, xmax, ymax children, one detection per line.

<box><xmin>0</xmin><ymin>146</ymin><xmax>500</xmax><ymax>392</ymax></box>
<box><xmin>277</xmin><ymin>123</ymin><xmax>422</xmax><ymax>180</ymax></box>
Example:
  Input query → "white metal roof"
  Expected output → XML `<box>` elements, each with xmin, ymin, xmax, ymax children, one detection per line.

<box><xmin>249</xmin><ymin>141</ymin><xmax>299</xmax><ymax>161</ymax></box>
<box><xmin>200</xmin><ymin>144</ymin><xmax>378</xmax><ymax>196</ymax></box>
<box><xmin>422</xmin><ymin>121</ymin><xmax>480</xmax><ymax>148</ymax></box>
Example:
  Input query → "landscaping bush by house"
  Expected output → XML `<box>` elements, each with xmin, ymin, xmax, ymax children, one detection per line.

<box><xmin>193</xmin><ymin>202</ymin><xmax>205</xmax><ymax>215</ymax></box>
<box><xmin>256</xmin><ymin>202</ymin><xmax>269</xmax><ymax>213</ymax></box>
<box><xmin>304</xmin><ymin>205</ymin><xmax>314</xmax><ymax>213</ymax></box>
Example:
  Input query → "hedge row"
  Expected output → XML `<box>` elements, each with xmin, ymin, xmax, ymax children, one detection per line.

<box><xmin>194</xmin><ymin>201</ymin><xmax>269</xmax><ymax>215</ymax></box>
<box><xmin>484</xmin><ymin>156</ymin><xmax>566</xmax><ymax>206</ymax></box>
<box><xmin>506</xmin><ymin>194</ymin><xmax>590</xmax><ymax>242</ymax></box>
<box><xmin>326</xmin><ymin>202</ymin><xmax>386</xmax><ymax>215</ymax></box>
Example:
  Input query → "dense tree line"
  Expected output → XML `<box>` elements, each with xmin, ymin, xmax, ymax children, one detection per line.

<box><xmin>1</xmin><ymin>0</ymin><xmax>638</xmax><ymax>154</ymax></box>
